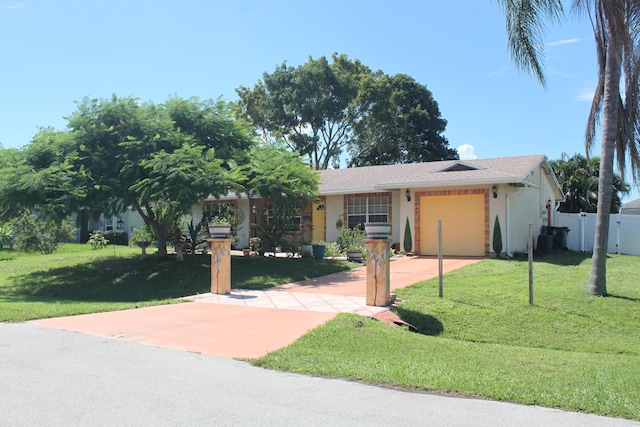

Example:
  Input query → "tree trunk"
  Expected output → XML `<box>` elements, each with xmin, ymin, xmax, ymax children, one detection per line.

<box><xmin>588</xmin><ymin>40</ymin><xmax>620</xmax><ymax>296</ymax></box>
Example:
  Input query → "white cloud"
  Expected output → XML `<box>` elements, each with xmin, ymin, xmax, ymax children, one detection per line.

<box><xmin>457</xmin><ymin>144</ymin><xmax>477</xmax><ymax>160</ymax></box>
<box><xmin>547</xmin><ymin>38</ymin><xmax>580</xmax><ymax>47</ymax></box>
<box><xmin>4</xmin><ymin>3</ymin><xmax>24</xmax><ymax>9</ymax></box>
<box><xmin>575</xmin><ymin>87</ymin><xmax>595</xmax><ymax>102</ymax></box>
<box><xmin>487</xmin><ymin>67</ymin><xmax>508</xmax><ymax>78</ymax></box>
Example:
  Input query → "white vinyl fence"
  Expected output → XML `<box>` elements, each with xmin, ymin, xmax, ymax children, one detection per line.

<box><xmin>555</xmin><ymin>212</ymin><xmax>640</xmax><ymax>256</ymax></box>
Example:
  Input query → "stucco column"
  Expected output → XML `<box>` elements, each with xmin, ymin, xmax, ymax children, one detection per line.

<box><xmin>209</xmin><ymin>238</ymin><xmax>234</xmax><ymax>295</ymax></box>
<box><xmin>365</xmin><ymin>239</ymin><xmax>391</xmax><ymax>306</ymax></box>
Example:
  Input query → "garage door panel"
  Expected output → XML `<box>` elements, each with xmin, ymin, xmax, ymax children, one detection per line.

<box><xmin>419</xmin><ymin>194</ymin><xmax>485</xmax><ymax>256</ymax></box>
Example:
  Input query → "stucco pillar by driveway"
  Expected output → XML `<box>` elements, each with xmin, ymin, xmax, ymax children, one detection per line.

<box><xmin>209</xmin><ymin>238</ymin><xmax>234</xmax><ymax>294</ymax></box>
<box><xmin>365</xmin><ymin>239</ymin><xmax>391</xmax><ymax>306</ymax></box>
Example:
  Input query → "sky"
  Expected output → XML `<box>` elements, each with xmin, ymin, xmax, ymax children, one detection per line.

<box><xmin>1</xmin><ymin>0</ymin><xmax>638</xmax><ymax>202</ymax></box>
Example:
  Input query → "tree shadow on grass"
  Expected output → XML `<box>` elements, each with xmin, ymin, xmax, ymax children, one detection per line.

<box><xmin>607</xmin><ymin>293</ymin><xmax>639</xmax><ymax>302</ymax></box>
<box><xmin>6</xmin><ymin>254</ymin><xmax>357</xmax><ymax>303</ymax></box>
<box><xmin>392</xmin><ymin>306</ymin><xmax>444</xmax><ymax>336</ymax></box>
<box><xmin>509</xmin><ymin>251</ymin><xmax>592</xmax><ymax>266</ymax></box>
<box><xmin>8</xmin><ymin>255</ymin><xmax>213</xmax><ymax>303</ymax></box>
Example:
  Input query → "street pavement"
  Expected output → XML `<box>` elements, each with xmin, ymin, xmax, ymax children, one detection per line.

<box><xmin>1</xmin><ymin>322</ymin><xmax>637</xmax><ymax>427</ymax></box>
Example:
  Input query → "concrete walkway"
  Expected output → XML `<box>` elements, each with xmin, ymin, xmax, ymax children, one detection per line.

<box><xmin>33</xmin><ymin>256</ymin><xmax>480</xmax><ymax>358</ymax></box>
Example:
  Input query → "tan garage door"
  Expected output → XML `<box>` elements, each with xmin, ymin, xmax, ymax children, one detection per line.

<box><xmin>419</xmin><ymin>194</ymin><xmax>485</xmax><ymax>256</ymax></box>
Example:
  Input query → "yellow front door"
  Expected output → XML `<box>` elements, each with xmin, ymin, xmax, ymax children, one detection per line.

<box><xmin>312</xmin><ymin>203</ymin><xmax>325</xmax><ymax>242</ymax></box>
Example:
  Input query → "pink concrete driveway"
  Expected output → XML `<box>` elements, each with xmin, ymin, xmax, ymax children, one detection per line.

<box><xmin>32</xmin><ymin>256</ymin><xmax>480</xmax><ymax>359</ymax></box>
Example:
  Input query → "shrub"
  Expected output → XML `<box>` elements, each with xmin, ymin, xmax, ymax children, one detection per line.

<box><xmin>403</xmin><ymin>217</ymin><xmax>413</xmax><ymax>253</ymax></box>
<box><xmin>337</xmin><ymin>225</ymin><xmax>365</xmax><ymax>252</ymax></box>
<box><xmin>87</xmin><ymin>231</ymin><xmax>109</xmax><ymax>250</ymax></box>
<box><xmin>314</xmin><ymin>241</ymin><xmax>341</xmax><ymax>257</ymax></box>
<box><xmin>103</xmin><ymin>230</ymin><xmax>128</xmax><ymax>246</ymax></box>
<box><xmin>10</xmin><ymin>213</ymin><xmax>76</xmax><ymax>254</ymax></box>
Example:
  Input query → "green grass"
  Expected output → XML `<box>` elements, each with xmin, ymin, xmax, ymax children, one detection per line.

<box><xmin>0</xmin><ymin>244</ymin><xmax>356</xmax><ymax>322</ymax></box>
<box><xmin>253</xmin><ymin>253</ymin><xmax>640</xmax><ymax>420</ymax></box>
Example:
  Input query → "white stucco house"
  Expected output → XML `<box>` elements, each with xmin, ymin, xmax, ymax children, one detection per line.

<box><xmin>198</xmin><ymin>154</ymin><xmax>564</xmax><ymax>257</ymax></box>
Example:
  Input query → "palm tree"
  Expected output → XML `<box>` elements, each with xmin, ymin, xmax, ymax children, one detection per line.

<box><xmin>551</xmin><ymin>154</ymin><xmax>630</xmax><ymax>213</ymax></box>
<box><xmin>497</xmin><ymin>0</ymin><xmax>640</xmax><ymax>296</ymax></box>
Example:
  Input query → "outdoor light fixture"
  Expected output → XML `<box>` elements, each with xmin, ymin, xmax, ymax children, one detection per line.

<box><xmin>492</xmin><ymin>185</ymin><xmax>498</xmax><ymax>199</ymax></box>
<box><xmin>405</xmin><ymin>189</ymin><xmax>411</xmax><ymax>202</ymax></box>
<box><xmin>116</xmin><ymin>219</ymin><xmax>125</xmax><ymax>230</ymax></box>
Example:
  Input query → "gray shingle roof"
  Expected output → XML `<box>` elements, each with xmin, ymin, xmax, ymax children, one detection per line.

<box><xmin>620</xmin><ymin>198</ymin><xmax>640</xmax><ymax>215</ymax></box>
<box><xmin>319</xmin><ymin>154</ymin><xmax>548</xmax><ymax>194</ymax></box>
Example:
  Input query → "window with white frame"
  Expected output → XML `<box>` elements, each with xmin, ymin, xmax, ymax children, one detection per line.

<box><xmin>347</xmin><ymin>196</ymin><xmax>389</xmax><ymax>229</ymax></box>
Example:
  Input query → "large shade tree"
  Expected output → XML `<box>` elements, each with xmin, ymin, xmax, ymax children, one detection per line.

<box><xmin>0</xmin><ymin>96</ymin><xmax>317</xmax><ymax>257</ymax></box>
<box><xmin>64</xmin><ymin>96</ymin><xmax>252</xmax><ymax>256</ymax></box>
<box><xmin>235</xmin><ymin>53</ymin><xmax>457</xmax><ymax>169</ymax></box>
<box><xmin>0</xmin><ymin>96</ymin><xmax>321</xmax><ymax>256</ymax></box>
<box><xmin>349</xmin><ymin>73</ymin><xmax>457</xmax><ymax>166</ymax></box>
<box><xmin>497</xmin><ymin>0</ymin><xmax>640</xmax><ymax>296</ymax></box>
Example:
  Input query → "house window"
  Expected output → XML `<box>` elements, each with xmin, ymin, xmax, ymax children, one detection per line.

<box><xmin>105</xmin><ymin>217</ymin><xmax>113</xmax><ymax>231</ymax></box>
<box><xmin>347</xmin><ymin>196</ymin><xmax>389</xmax><ymax>229</ymax></box>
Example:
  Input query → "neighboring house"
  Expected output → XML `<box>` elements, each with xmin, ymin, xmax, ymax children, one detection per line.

<box><xmin>74</xmin><ymin>207</ymin><xmax>146</xmax><ymax>244</ymax></box>
<box><xmin>199</xmin><ymin>154</ymin><xmax>563</xmax><ymax>257</ymax></box>
<box><xmin>620</xmin><ymin>198</ymin><xmax>640</xmax><ymax>215</ymax></box>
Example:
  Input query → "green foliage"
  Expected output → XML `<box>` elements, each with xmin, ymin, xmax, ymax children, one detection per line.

<box><xmin>256</xmin><ymin>207</ymin><xmax>299</xmax><ymax>254</ymax></box>
<box><xmin>10</xmin><ymin>213</ymin><xmax>76</xmax><ymax>254</ymax></box>
<box><xmin>403</xmin><ymin>217</ymin><xmax>412</xmax><ymax>253</ymax></box>
<box><xmin>249</xmin><ymin>237</ymin><xmax>261</xmax><ymax>251</ymax></box>
<box><xmin>551</xmin><ymin>154</ymin><xmax>629</xmax><ymax>213</ymax></box>
<box><xmin>493</xmin><ymin>215</ymin><xmax>503</xmax><ymax>257</ymax></box>
<box><xmin>1</xmin><ymin>96</ymin><xmax>254</xmax><ymax>257</ymax></box>
<box><xmin>87</xmin><ymin>231</ymin><xmax>109</xmax><ymax>250</ymax></box>
<box><xmin>102</xmin><ymin>231</ymin><xmax>128</xmax><ymax>246</ymax></box>
<box><xmin>236</xmin><ymin>53</ymin><xmax>456</xmax><ymax>169</ymax></box>
<box><xmin>129</xmin><ymin>226</ymin><xmax>155</xmax><ymax>246</ymax></box>
<box><xmin>349</xmin><ymin>73</ymin><xmax>457</xmax><ymax>166</ymax></box>
<box><xmin>202</xmin><ymin>204</ymin><xmax>245</xmax><ymax>238</ymax></box>
<box><xmin>186</xmin><ymin>217</ymin><xmax>206</xmax><ymax>254</ymax></box>
<box><xmin>0</xmin><ymin>222</ymin><xmax>12</xmax><ymax>249</ymax></box>
<box><xmin>337</xmin><ymin>225</ymin><xmax>365</xmax><ymax>252</ymax></box>
<box><xmin>319</xmin><ymin>241</ymin><xmax>342</xmax><ymax>257</ymax></box>
<box><xmin>244</xmin><ymin>143</ymin><xmax>319</xmax><ymax>210</ymax></box>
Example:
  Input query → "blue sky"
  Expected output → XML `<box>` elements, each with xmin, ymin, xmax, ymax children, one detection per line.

<box><xmin>1</xmin><ymin>0</ymin><xmax>638</xmax><ymax>201</ymax></box>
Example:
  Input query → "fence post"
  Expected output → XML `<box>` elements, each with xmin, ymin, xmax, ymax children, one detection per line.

<box><xmin>528</xmin><ymin>222</ymin><xmax>533</xmax><ymax>306</ymax></box>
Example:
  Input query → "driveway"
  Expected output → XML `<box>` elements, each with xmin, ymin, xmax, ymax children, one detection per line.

<box><xmin>32</xmin><ymin>256</ymin><xmax>480</xmax><ymax>358</ymax></box>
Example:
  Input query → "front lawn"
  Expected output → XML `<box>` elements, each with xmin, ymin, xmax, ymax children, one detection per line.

<box><xmin>252</xmin><ymin>253</ymin><xmax>640</xmax><ymax>420</ymax></box>
<box><xmin>0</xmin><ymin>244</ymin><xmax>356</xmax><ymax>322</ymax></box>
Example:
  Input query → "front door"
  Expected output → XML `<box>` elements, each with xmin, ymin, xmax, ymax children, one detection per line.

<box><xmin>312</xmin><ymin>203</ymin><xmax>325</xmax><ymax>242</ymax></box>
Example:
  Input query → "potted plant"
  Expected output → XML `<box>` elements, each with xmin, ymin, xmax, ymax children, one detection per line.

<box><xmin>249</xmin><ymin>237</ymin><xmax>261</xmax><ymax>254</ymax></box>
<box><xmin>311</xmin><ymin>240</ymin><xmax>326</xmax><ymax>260</ymax></box>
<box><xmin>206</xmin><ymin>215</ymin><xmax>231</xmax><ymax>240</ymax></box>
<box><xmin>130</xmin><ymin>226</ymin><xmax>154</xmax><ymax>259</ymax></box>
<box><xmin>364</xmin><ymin>222</ymin><xmax>392</xmax><ymax>239</ymax></box>
<box><xmin>299</xmin><ymin>228</ymin><xmax>313</xmax><ymax>258</ymax></box>
<box><xmin>338</xmin><ymin>225</ymin><xmax>366</xmax><ymax>262</ymax></box>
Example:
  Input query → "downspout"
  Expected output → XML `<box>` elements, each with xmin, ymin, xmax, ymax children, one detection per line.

<box><xmin>506</xmin><ymin>187</ymin><xmax>526</xmax><ymax>257</ymax></box>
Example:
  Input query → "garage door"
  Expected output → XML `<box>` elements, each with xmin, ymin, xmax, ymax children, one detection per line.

<box><xmin>419</xmin><ymin>194</ymin><xmax>486</xmax><ymax>256</ymax></box>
